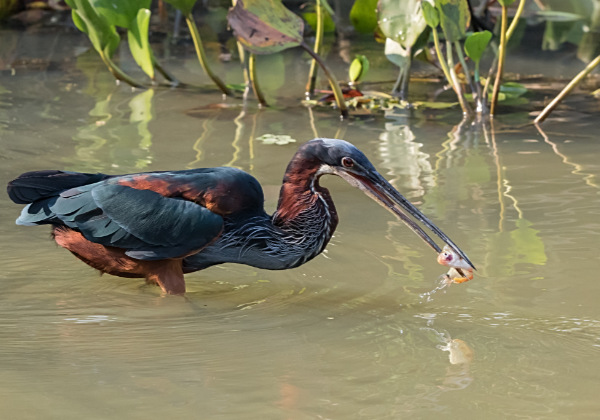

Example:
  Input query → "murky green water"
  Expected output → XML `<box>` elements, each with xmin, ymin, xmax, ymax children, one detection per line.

<box><xmin>1</xmin><ymin>28</ymin><xmax>599</xmax><ymax>419</ymax></box>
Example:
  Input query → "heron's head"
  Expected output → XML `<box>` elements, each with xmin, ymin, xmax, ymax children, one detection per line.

<box><xmin>300</xmin><ymin>138</ymin><xmax>475</xmax><ymax>269</ymax></box>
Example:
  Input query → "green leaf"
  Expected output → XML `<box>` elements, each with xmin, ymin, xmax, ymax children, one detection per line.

<box><xmin>349</xmin><ymin>55</ymin><xmax>370</xmax><ymax>82</ymax></box>
<box><xmin>303</xmin><ymin>10</ymin><xmax>336</xmax><ymax>33</ymax></box>
<box><xmin>421</xmin><ymin>1</ymin><xmax>439</xmax><ymax>28</ymax></box>
<box><xmin>435</xmin><ymin>0</ymin><xmax>470</xmax><ymax>42</ymax></box>
<box><xmin>536</xmin><ymin>10</ymin><xmax>585</xmax><ymax>22</ymax></box>
<box><xmin>498</xmin><ymin>0</ymin><xmax>517</xmax><ymax>6</ymax></box>
<box><xmin>384</xmin><ymin>37</ymin><xmax>410</xmax><ymax>68</ymax></box>
<box><xmin>227</xmin><ymin>0</ymin><xmax>304</xmax><ymax>54</ymax></box>
<box><xmin>464</xmin><ymin>30</ymin><xmax>492</xmax><ymax>63</ymax></box>
<box><xmin>90</xmin><ymin>0</ymin><xmax>151</xmax><ymax>28</ymax></box>
<box><xmin>163</xmin><ymin>0</ymin><xmax>197</xmax><ymax>16</ymax></box>
<box><xmin>127</xmin><ymin>8</ymin><xmax>154</xmax><ymax>79</ymax></box>
<box><xmin>350</xmin><ymin>0</ymin><xmax>378</xmax><ymax>34</ymax></box>
<box><xmin>499</xmin><ymin>81</ymin><xmax>527</xmax><ymax>97</ymax></box>
<box><xmin>412</xmin><ymin>100</ymin><xmax>458</xmax><ymax>109</ymax></box>
<box><xmin>66</xmin><ymin>0</ymin><xmax>120</xmax><ymax>58</ymax></box>
<box><xmin>378</xmin><ymin>0</ymin><xmax>427</xmax><ymax>49</ymax></box>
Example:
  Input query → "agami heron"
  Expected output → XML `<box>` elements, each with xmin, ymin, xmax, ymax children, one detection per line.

<box><xmin>7</xmin><ymin>138</ymin><xmax>474</xmax><ymax>294</ymax></box>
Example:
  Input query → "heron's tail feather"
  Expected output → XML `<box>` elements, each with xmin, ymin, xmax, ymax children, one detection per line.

<box><xmin>7</xmin><ymin>170</ymin><xmax>109</xmax><ymax>204</ymax></box>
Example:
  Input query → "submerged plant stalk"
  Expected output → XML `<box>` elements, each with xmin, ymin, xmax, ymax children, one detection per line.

<box><xmin>454</xmin><ymin>41</ymin><xmax>486</xmax><ymax>114</ymax></box>
<box><xmin>446</xmin><ymin>41</ymin><xmax>471</xmax><ymax>116</ymax></box>
<box><xmin>185</xmin><ymin>15</ymin><xmax>233</xmax><ymax>96</ymax></box>
<box><xmin>432</xmin><ymin>29</ymin><xmax>453</xmax><ymax>92</ymax></box>
<box><xmin>101</xmin><ymin>52</ymin><xmax>144</xmax><ymax>88</ymax></box>
<box><xmin>490</xmin><ymin>4</ymin><xmax>509</xmax><ymax>115</ymax></box>
<box><xmin>431</xmin><ymin>30</ymin><xmax>470</xmax><ymax>114</ymax></box>
<box><xmin>306</xmin><ymin>0</ymin><xmax>325</xmax><ymax>97</ymax></box>
<box><xmin>399</xmin><ymin>49</ymin><xmax>412</xmax><ymax>100</ymax></box>
<box><xmin>535</xmin><ymin>53</ymin><xmax>600</xmax><ymax>123</ymax></box>
<box><xmin>249</xmin><ymin>53</ymin><xmax>268</xmax><ymax>107</ymax></box>
<box><xmin>506</xmin><ymin>0</ymin><xmax>526</xmax><ymax>41</ymax></box>
<box><xmin>300</xmin><ymin>41</ymin><xmax>348</xmax><ymax>118</ymax></box>
<box><xmin>153</xmin><ymin>58</ymin><xmax>180</xmax><ymax>86</ymax></box>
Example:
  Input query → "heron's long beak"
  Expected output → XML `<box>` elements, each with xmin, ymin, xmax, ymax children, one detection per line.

<box><xmin>336</xmin><ymin>169</ymin><xmax>475</xmax><ymax>270</ymax></box>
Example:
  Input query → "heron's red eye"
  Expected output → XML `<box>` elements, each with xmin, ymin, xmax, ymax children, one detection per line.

<box><xmin>341</xmin><ymin>157</ymin><xmax>354</xmax><ymax>168</ymax></box>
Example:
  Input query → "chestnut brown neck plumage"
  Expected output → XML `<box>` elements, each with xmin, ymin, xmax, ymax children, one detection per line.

<box><xmin>273</xmin><ymin>152</ymin><xmax>338</xmax><ymax>236</ymax></box>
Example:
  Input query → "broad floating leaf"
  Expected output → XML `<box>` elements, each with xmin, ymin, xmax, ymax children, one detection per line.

<box><xmin>464</xmin><ymin>30</ymin><xmax>492</xmax><ymax>64</ymax></box>
<box><xmin>378</xmin><ymin>0</ymin><xmax>426</xmax><ymax>49</ymax></box>
<box><xmin>128</xmin><ymin>8</ymin><xmax>154</xmax><ymax>79</ymax></box>
<box><xmin>435</xmin><ymin>0</ymin><xmax>470</xmax><ymax>42</ymax></box>
<box><xmin>350</xmin><ymin>0</ymin><xmax>378</xmax><ymax>34</ymax></box>
<box><xmin>227</xmin><ymin>0</ymin><xmax>304</xmax><ymax>54</ymax></box>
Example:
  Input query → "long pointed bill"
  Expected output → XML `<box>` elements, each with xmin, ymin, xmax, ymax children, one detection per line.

<box><xmin>337</xmin><ymin>169</ymin><xmax>476</xmax><ymax>270</ymax></box>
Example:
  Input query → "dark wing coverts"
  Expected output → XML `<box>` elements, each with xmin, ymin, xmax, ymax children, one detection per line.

<box><xmin>12</xmin><ymin>168</ymin><xmax>265</xmax><ymax>261</ymax></box>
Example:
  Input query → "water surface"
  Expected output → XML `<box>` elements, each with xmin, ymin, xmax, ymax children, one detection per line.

<box><xmin>1</xmin><ymin>27</ymin><xmax>600</xmax><ymax>419</ymax></box>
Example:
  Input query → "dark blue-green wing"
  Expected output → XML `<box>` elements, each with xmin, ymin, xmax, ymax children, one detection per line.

<box><xmin>17</xmin><ymin>182</ymin><xmax>224</xmax><ymax>260</ymax></box>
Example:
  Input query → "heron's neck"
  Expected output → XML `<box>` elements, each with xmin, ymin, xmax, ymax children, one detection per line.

<box><xmin>272</xmin><ymin>162</ymin><xmax>339</xmax><ymax>246</ymax></box>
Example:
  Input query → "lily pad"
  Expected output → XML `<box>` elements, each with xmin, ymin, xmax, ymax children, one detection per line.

<box><xmin>256</xmin><ymin>134</ymin><xmax>297</xmax><ymax>145</ymax></box>
<box><xmin>227</xmin><ymin>0</ymin><xmax>304</xmax><ymax>55</ymax></box>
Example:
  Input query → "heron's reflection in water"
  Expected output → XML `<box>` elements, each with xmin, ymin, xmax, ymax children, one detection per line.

<box><xmin>424</xmin><ymin>328</ymin><xmax>475</xmax><ymax>391</ymax></box>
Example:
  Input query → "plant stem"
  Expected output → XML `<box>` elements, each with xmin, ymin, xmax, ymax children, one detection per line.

<box><xmin>455</xmin><ymin>41</ymin><xmax>486</xmax><ymax>115</ymax></box>
<box><xmin>185</xmin><ymin>14</ymin><xmax>233</xmax><ymax>96</ymax></box>
<box><xmin>432</xmin><ymin>30</ymin><xmax>469</xmax><ymax>114</ymax></box>
<box><xmin>391</xmin><ymin>66</ymin><xmax>404</xmax><ymax>95</ymax></box>
<box><xmin>300</xmin><ymin>41</ymin><xmax>348</xmax><ymax>118</ymax></box>
<box><xmin>432</xmin><ymin>29</ymin><xmax>453</xmax><ymax>91</ymax></box>
<box><xmin>506</xmin><ymin>0</ymin><xmax>526</xmax><ymax>42</ymax></box>
<box><xmin>535</xmin><ymin>53</ymin><xmax>600</xmax><ymax>123</ymax></box>
<box><xmin>490</xmin><ymin>5</ymin><xmax>508</xmax><ymax>115</ymax></box>
<box><xmin>101</xmin><ymin>52</ymin><xmax>145</xmax><ymax>88</ymax></box>
<box><xmin>400</xmin><ymin>49</ymin><xmax>411</xmax><ymax>100</ymax></box>
<box><xmin>235</xmin><ymin>40</ymin><xmax>253</xmax><ymax>101</ymax></box>
<box><xmin>249</xmin><ymin>53</ymin><xmax>268</xmax><ymax>107</ymax></box>
<box><xmin>153</xmin><ymin>57</ymin><xmax>180</xmax><ymax>86</ymax></box>
<box><xmin>237</xmin><ymin>41</ymin><xmax>249</xmax><ymax>85</ymax></box>
<box><xmin>446</xmin><ymin>40</ymin><xmax>472</xmax><ymax>116</ymax></box>
<box><xmin>306</xmin><ymin>0</ymin><xmax>325</xmax><ymax>97</ymax></box>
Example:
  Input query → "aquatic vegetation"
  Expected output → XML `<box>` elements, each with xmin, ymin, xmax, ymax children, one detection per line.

<box><xmin>59</xmin><ymin>0</ymin><xmax>599</xmax><ymax>121</ymax></box>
